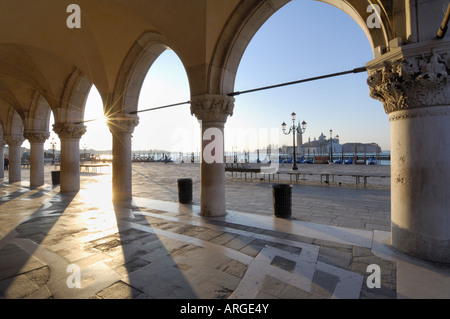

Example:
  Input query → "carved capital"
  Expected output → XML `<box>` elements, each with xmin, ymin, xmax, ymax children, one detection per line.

<box><xmin>53</xmin><ymin>123</ymin><xmax>87</xmax><ymax>140</ymax></box>
<box><xmin>4</xmin><ymin>135</ymin><xmax>25</xmax><ymax>147</ymax></box>
<box><xmin>190</xmin><ymin>94</ymin><xmax>235</xmax><ymax>122</ymax></box>
<box><xmin>367</xmin><ymin>49</ymin><xmax>450</xmax><ymax>114</ymax></box>
<box><xmin>107</xmin><ymin>114</ymin><xmax>139</xmax><ymax>134</ymax></box>
<box><xmin>24</xmin><ymin>131</ymin><xmax>50</xmax><ymax>144</ymax></box>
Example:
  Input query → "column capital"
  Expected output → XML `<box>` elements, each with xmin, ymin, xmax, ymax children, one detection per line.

<box><xmin>53</xmin><ymin>123</ymin><xmax>87</xmax><ymax>140</ymax></box>
<box><xmin>367</xmin><ymin>46</ymin><xmax>450</xmax><ymax>114</ymax></box>
<box><xmin>107</xmin><ymin>114</ymin><xmax>139</xmax><ymax>134</ymax></box>
<box><xmin>24</xmin><ymin>131</ymin><xmax>50</xmax><ymax>144</ymax></box>
<box><xmin>4</xmin><ymin>135</ymin><xmax>25</xmax><ymax>147</ymax></box>
<box><xmin>190</xmin><ymin>94</ymin><xmax>235</xmax><ymax>123</ymax></box>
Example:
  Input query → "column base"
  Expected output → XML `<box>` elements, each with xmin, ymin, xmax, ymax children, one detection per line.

<box><xmin>200</xmin><ymin>208</ymin><xmax>227</xmax><ymax>218</ymax></box>
<box><xmin>392</xmin><ymin>223</ymin><xmax>450</xmax><ymax>264</ymax></box>
<box><xmin>113</xmin><ymin>200</ymin><xmax>135</xmax><ymax>220</ymax></box>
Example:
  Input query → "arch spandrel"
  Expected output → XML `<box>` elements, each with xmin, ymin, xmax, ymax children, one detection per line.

<box><xmin>4</xmin><ymin>107</ymin><xmax>24</xmax><ymax>137</ymax></box>
<box><xmin>25</xmin><ymin>92</ymin><xmax>52</xmax><ymax>133</ymax></box>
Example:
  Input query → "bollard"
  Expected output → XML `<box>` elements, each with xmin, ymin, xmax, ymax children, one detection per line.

<box><xmin>51</xmin><ymin>171</ymin><xmax>61</xmax><ymax>186</ymax></box>
<box><xmin>178</xmin><ymin>178</ymin><xmax>193</xmax><ymax>204</ymax></box>
<box><xmin>271</xmin><ymin>184</ymin><xmax>292</xmax><ymax>218</ymax></box>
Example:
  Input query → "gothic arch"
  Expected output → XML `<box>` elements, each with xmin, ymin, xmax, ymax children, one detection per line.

<box><xmin>53</xmin><ymin>67</ymin><xmax>93</xmax><ymax>125</ymax></box>
<box><xmin>4</xmin><ymin>106</ymin><xmax>23</xmax><ymax>136</ymax></box>
<box><xmin>209</xmin><ymin>0</ymin><xmax>393</xmax><ymax>95</ymax></box>
<box><xmin>25</xmin><ymin>91</ymin><xmax>52</xmax><ymax>133</ymax></box>
<box><xmin>108</xmin><ymin>31</ymin><xmax>186</xmax><ymax>116</ymax></box>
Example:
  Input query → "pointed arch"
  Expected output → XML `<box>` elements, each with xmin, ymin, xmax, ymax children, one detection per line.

<box><xmin>209</xmin><ymin>0</ymin><xmax>393</xmax><ymax>95</ymax></box>
<box><xmin>25</xmin><ymin>91</ymin><xmax>52</xmax><ymax>132</ymax></box>
<box><xmin>5</xmin><ymin>106</ymin><xmax>23</xmax><ymax>136</ymax></box>
<box><xmin>108</xmin><ymin>31</ymin><xmax>185</xmax><ymax>116</ymax></box>
<box><xmin>53</xmin><ymin>67</ymin><xmax>93</xmax><ymax>125</ymax></box>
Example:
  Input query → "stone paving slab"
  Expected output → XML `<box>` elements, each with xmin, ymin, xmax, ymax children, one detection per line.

<box><xmin>0</xmin><ymin>165</ymin><xmax>449</xmax><ymax>300</ymax></box>
<box><xmin>0</xmin><ymin>179</ymin><xmax>394</xmax><ymax>299</ymax></box>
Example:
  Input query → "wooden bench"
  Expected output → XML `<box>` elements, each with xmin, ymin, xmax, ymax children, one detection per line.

<box><xmin>226</xmin><ymin>164</ymin><xmax>285</xmax><ymax>182</ymax></box>
<box><xmin>226</xmin><ymin>164</ymin><xmax>390</xmax><ymax>188</ymax></box>
<box><xmin>51</xmin><ymin>163</ymin><xmax>110</xmax><ymax>174</ymax></box>
<box><xmin>319</xmin><ymin>172</ymin><xmax>390</xmax><ymax>187</ymax></box>
<box><xmin>286</xmin><ymin>171</ymin><xmax>314</xmax><ymax>183</ymax></box>
<box><xmin>80</xmin><ymin>164</ymin><xmax>110</xmax><ymax>174</ymax></box>
<box><xmin>286</xmin><ymin>171</ymin><xmax>390</xmax><ymax>188</ymax></box>
<box><xmin>225</xmin><ymin>166</ymin><xmax>260</xmax><ymax>180</ymax></box>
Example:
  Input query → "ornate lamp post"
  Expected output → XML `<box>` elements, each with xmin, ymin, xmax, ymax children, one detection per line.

<box><xmin>329</xmin><ymin>129</ymin><xmax>333</xmax><ymax>163</ymax></box>
<box><xmin>50</xmin><ymin>137</ymin><xmax>57</xmax><ymax>165</ymax></box>
<box><xmin>329</xmin><ymin>130</ymin><xmax>339</xmax><ymax>163</ymax></box>
<box><xmin>282</xmin><ymin>112</ymin><xmax>307</xmax><ymax>171</ymax></box>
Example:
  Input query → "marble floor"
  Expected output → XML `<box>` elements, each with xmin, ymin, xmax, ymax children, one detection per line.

<box><xmin>0</xmin><ymin>163</ymin><xmax>449</xmax><ymax>299</ymax></box>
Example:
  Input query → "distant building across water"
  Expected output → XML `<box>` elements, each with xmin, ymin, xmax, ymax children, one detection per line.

<box><xmin>292</xmin><ymin>132</ymin><xmax>381</xmax><ymax>156</ymax></box>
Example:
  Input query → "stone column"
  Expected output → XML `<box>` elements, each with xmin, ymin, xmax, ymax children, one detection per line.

<box><xmin>191</xmin><ymin>94</ymin><xmax>235</xmax><ymax>217</ymax></box>
<box><xmin>0</xmin><ymin>140</ymin><xmax>5</xmax><ymax>179</ymax></box>
<box><xmin>4</xmin><ymin>135</ymin><xmax>25</xmax><ymax>183</ymax></box>
<box><xmin>367</xmin><ymin>43</ymin><xmax>450</xmax><ymax>263</ymax></box>
<box><xmin>24</xmin><ymin>131</ymin><xmax>50</xmax><ymax>187</ymax></box>
<box><xmin>108</xmin><ymin>114</ymin><xmax>139</xmax><ymax>204</ymax></box>
<box><xmin>53</xmin><ymin>123</ymin><xmax>86</xmax><ymax>192</ymax></box>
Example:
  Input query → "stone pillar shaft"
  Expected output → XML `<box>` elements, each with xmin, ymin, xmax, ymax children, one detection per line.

<box><xmin>200</xmin><ymin>121</ymin><xmax>226</xmax><ymax>216</ymax></box>
<box><xmin>4</xmin><ymin>135</ymin><xmax>24</xmax><ymax>183</ymax></box>
<box><xmin>191</xmin><ymin>94</ymin><xmax>235</xmax><ymax>217</ymax></box>
<box><xmin>108</xmin><ymin>114</ymin><xmax>139</xmax><ymax>203</ymax></box>
<box><xmin>0</xmin><ymin>140</ymin><xmax>5</xmax><ymax>179</ymax></box>
<box><xmin>25</xmin><ymin>132</ymin><xmax>50</xmax><ymax>187</ymax></box>
<box><xmin>390</xmin><ymin>106</ymin><xmax>450</xmax><ymax>259</ymax></box>
<box><xmin>53</xmin><ymin>123</ymin><xmax>86</xmax><ymax>192</ymax></box>
<box><xmin>367</xmin><ymin>43</ymin><xmax>450</xmax><ymax>263</ymax></box>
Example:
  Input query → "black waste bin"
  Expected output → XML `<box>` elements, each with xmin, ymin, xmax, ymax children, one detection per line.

<box><xmin>51</xmin><ymin>171</ymin><xmax>61</xmax><ymax>186</ymax></box>
<box><xmin>271</xmin><ymin>184</ymin><xmax>292</xmax><ymax>218</ymax></box>
<box><xmin>178</xmin><ymin>178</ymin><xmax>193</xmax><ymax>204</ymax></box>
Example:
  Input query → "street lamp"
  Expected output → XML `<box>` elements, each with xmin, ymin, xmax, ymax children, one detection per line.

<box><xmin>329</xmin><ymin>130</ymin><xmax>339</xmax><ymax>163</ymax></box>
<box><xmin>282</xmin><ymin>112</ymin><xmax>307</xmax><ymax>170</ymax></box>
<box><xmin>329</xmin><ymin>129</ymin><xmax>333</xmax><ymax>163</ymax></box>
<box><xmin>50</xmin><ymin>137</ymin><xmax>57</xmax><ymax>165</ymax></box>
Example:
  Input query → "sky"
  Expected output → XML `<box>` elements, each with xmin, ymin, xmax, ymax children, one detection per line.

<box><xmin>40</xmin><ymin>0</ymin><xmax>390</xmax><ymax>154</ymax></box>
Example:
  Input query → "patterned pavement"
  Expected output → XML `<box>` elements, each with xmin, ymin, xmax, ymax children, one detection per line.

<box><xmin>0</xmin><ymin>163</ymin><xmax>448</xmax><ymax>300</ymax></box>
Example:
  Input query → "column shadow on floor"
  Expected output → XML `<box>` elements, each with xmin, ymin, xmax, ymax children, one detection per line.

<box><xmin>0</xmin><ymin>191</ymin><xmax>77</xmax><ymax>298</ymax></box>
<box><xmin>111</xmin><ymin>204</ymin><xmax>198</xmax><ymax>299</ymax></box>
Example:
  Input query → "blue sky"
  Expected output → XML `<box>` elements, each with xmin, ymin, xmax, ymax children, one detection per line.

<box><xmin>41</xmin><ymin>0</ymin><xmax>390</xmax><ymax>154</ymax></box>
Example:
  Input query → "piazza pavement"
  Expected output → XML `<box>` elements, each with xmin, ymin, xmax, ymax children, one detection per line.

<box><xmin>0</xmin><ymin>162</ymin><xmax>449</xmax><ymax>301</ymax></box>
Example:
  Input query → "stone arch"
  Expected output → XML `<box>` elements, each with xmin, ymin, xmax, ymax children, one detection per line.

<box><xmin>0</xmin><ymin>79</ymin><xmax>23</xmax><ymax>119</ymax></box>
<box><xmin>53</xmin><ymin>67</ymin><xmax>93</xmax><ymax>125</ymax></box>
<box><xmin>209</xmin><ymin>0</ymin><xmax>393</xmax><ymax>95</ymax></box>
<box><xmin>108</xmin><ymin>31</ymin><xmax>183</xmax><ymax>116</ymax></box>
<box><xmin>25</xmin><ymin>91</ymin><xmax>52</xmax><ymax>133</ymax></box>
<box><xmin>0</xmin><ymin>118</ymin><xmax>4</xmax><ymax>139</ymax></box>
<box><xmin>4</xmin><ymin>106</ymin><xmax>23</xmax><ymax>136</ymax></box>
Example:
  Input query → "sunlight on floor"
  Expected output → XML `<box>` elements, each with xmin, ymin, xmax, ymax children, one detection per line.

<box><xmin>77</xmin><ymin>174</ymin><xmax>118</xmax><ymax>232</ymax></box>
